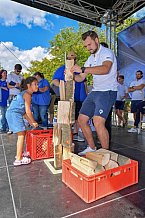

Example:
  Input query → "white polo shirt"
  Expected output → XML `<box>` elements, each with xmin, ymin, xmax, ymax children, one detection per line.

<box><xmin>116</xmin><ymin>83</ymin><xmax>128</xmax><ymax>101</ymax></box>
<box><xmin>84</xmin><ymin>45</ymin><xmax>117</xmax><ymax>91</ymax></box>
<box><xmin>130</xmin><ymin>79</ymin><xmax>145</xmax><ymax>100</ymax></box>
<box><xmin>7</xmin><ymin>72</ymin><xmax>23</xmax><ymax>95</ymax></box>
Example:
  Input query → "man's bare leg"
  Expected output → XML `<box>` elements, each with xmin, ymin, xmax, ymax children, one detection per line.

<box><xmin>78</xmin><ymin>114</ymin><xmax>96</xmax><ymax>149</ymax></box>
<box><xmin>93</xmin><ymin>116</ymin><xmax>109</xmax><ymax>149</ymax></box>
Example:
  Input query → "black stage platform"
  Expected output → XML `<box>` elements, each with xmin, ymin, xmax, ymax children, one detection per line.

<box><xmin>0</xmin><ymin>127</ymin><xmax>145</xmax><ymax>218</ymax></box>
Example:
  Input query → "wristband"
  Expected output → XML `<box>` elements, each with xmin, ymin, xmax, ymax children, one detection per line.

<box><xmin>81</xmin><ymin>67</ymin><xmax>86</xmax><ymax>73</ymax></box>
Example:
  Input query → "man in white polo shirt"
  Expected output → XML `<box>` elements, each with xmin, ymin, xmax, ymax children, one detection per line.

<box><xmin>128</xmin><ymin>70</ymin><xmax>145</xmax><ymax>133</ymax></box>
<box><xmin>71</xmin><ymin>30</ymin><xmax>117</xmax><ymax>155</ymax></box>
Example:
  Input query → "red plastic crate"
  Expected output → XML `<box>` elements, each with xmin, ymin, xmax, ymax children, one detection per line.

<box><xmin>26</xmin><ymin>129</ymin><xmax>53</xmax><ymax>160</ymax></box>
<box><xmin>62</xmin><ymin>159</ymin><xmax>138</xmax><ymax>203</ymax></box>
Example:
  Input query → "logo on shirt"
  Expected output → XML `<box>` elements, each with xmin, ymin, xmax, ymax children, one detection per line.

<box><xmin>106</xmin><ymin>57</ymin><xmax>111</xmax><ymax>59</ymax></box>
<box><xmin>99</xmin><ymin>109</ymin><xmax>103</xmax><ymax>114</ymax></box>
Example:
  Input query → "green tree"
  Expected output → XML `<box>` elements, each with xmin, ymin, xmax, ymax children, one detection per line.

<box><xmin>29</xmin><ymin>23</ymin><xmax>104</xmax><ymax>85</ymax></box>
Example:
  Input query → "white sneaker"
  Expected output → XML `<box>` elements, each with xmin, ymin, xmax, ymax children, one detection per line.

<box><xmin>128</xmin><ymin>127</ymin><xmax>137</xmax><ymax>133</ymax></box>
<box><xmin>78</xmin><ymin>146</ymin><xmax>96</xmax><ymax>156</ymax></box>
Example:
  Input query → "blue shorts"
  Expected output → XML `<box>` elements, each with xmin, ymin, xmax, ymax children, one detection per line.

<box><xmin>115</xmin><ymin>101</ymin><xmax>125</xmax><ymax>110</ymax></box>
<box><xmin>80</xmin><ymin>91</ymin><xmax>117</xmax><ymax>120</ymax></box>
<box><xmin>131</xmin><ymin>100</ymin><xmax>142</xmax><ymax>113</ymax></box>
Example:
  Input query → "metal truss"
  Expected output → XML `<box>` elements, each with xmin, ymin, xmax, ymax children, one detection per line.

<box><xmin>12</xmin><ymin>0</ymin><xmax>145</xmax><ymax>25</ymax></box>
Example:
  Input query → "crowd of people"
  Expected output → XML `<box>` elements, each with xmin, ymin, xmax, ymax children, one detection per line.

<box><xmin>0</xmin><ymin>30</ymin><xmax>145</xmax><ymax>165</ymax></box>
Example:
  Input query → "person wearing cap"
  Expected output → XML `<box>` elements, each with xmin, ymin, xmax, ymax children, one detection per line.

<box><xmin>52</xmin><ymin>51</ymin><xmax>87</xmax><ymax>141</ymax></box>
<box><xmin>71</xmin><ymin>31</ymin><xmax>117</xmax><ymax>155</ymax></box>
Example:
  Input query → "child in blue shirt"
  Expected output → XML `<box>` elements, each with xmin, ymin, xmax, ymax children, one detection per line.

<box><xmin>6</xmin><ymin>77</ymin><xmax>39</xmax><ymax>166</ymax></box>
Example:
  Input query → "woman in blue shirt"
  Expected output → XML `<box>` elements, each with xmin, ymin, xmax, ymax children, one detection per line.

<box><xmin>32</xmin><ymin>72</ymin><xmax>51</xmax><ymax>128</ymax></box>
<box><xmin>0</xmin><ymin>69</ymin><xmax>9</xmax><ymax>133</ymax></box>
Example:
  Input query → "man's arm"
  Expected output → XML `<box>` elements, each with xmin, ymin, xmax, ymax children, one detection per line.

<box><xmin>128</xmin><ymin>84</ymin><xmax>145</xmax><ymax>92</ymax></box>
<box><xmin>71</xmin><ymin>60</ymin><xmax>112</xmax><ymax>76</ymax></box>
<box><xmin>52</xmin><ymin>79</ymin><xmax>60</xmax><ymax>87</ymax></box>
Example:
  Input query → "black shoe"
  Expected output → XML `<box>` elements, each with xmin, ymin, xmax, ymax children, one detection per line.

<box><xmin>7</xmin><ymin>130</ymin><xmax>13</xmax><ymax>135</ymax></box>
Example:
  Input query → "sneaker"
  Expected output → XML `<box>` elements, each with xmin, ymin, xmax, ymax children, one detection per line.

<box><xmin>128</xmin><ymin>127</ymin><xmax>137</xmax><ymax>133</ymax></box>
<box><xmin>77</xmin><ymin>135</ymin><xmax>85</xmax><ymax>142</ymax></box>
<box><xmin>78</xmin><ymin>146</ymin><xmax>96</xmax><ymax>156</ymax></box>
<box><xmin>7</xmin><ymin>130</ymin><xmax>13</xmax><ymax>135</ymax></box>
<box><xmin>73</xmin><ymin>134</ymin><xmax>85</xmax><ymax>142</ymax></box>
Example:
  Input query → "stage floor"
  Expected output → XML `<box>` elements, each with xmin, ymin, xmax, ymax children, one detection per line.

<box><xmin>0</xmin><ymin>127</ymin><xmax>145</xmax><ymax>218</ymax></box>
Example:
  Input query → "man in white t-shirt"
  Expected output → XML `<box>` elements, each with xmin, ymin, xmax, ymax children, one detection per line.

<box><xmin>115</xmin><ymin>75</ymin><xmax>128</xmax><ymax>127</ymax></box>
<box><xmin>128</xmin><ymin>70</ymin><xmax>145</xmax><ymax>133</ymax></box>
<box><xmin>7</xmin><ymin>64</ymin><xmax>23</xmax><ymax>134</ymax></box>
<box><xmin>7</xmin><ymin>64</ymin><xmax>23</xmax><ymax>103</ymax></box>
<box><xmin>71</xmin><ymin>30</ymin><xmax>117</xmax><ymax>155</ymax></box>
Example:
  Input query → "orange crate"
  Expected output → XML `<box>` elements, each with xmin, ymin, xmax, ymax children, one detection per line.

<box><xmin>62</xmin><ymin>159</ymin><xmax>138</xmax><ymax>203</ymax></box>
<box><xmin>26</xmin><ymin>129</ymin><xmax>53</xmax><ymax>160</ymax></box>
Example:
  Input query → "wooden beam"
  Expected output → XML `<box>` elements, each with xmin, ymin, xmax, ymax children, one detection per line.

<box><xmin>59</xmin><ymin>80</ymin><xmax>65</xmax><ymax>100</ymax></box>
<box><xmin>65</xmin><ymin>59</ymin><xmax>74</xmax><ymax>81</ymax></box>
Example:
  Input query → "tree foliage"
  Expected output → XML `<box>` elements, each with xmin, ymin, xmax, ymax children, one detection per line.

<box><xmin>29</xmin><ymin>18</ymin><xmax>138</xmax><ymax>85</ymax></box>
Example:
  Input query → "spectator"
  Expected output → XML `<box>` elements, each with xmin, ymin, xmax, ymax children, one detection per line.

<box><xmin>48</xmin><ymin>85</ymin><xmax>56</xmax><ymax>127</ymax></box>
<box><xmin>115</xmin><ymin>75</ymin><xmax>128</xmax><ymax>127</ymax></box>
<box><xmin>128</xmin><ymin>70</ymin><xmax>145</xmax><ymax>133</ymax></box>
<box><xmin>0</xmin><ymin>69</ymin><xmax>9</xmax><ymax>133</ymax></box>
<box><xmin>32</xmin><ymin>72</ymin><xmax>51</xmax><ymax>128</ymax></box>
<box><xmin>7</xmin><ymin>64</ymin><xmax>23</xmax><ymax>134</ymax></box>
<box><xmin>52</xmin><ymin>51</ymin><xmax>87</xmax><ymax>142</ymax></box>
<box><xmin>71</xmin><ymin>30</ymin><xmax>117</xmax><ymax>155</ymax></box>
<box><xmin>6</xmin><ymin>77</ymin><xmax>38</xmax><ymax>166</ymax></box>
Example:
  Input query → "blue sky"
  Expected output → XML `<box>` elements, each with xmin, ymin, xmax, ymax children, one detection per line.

<box><xmin>0</xmin><ymin>0</ymin><xmax>145</xmax><ymax>72</ymax></box>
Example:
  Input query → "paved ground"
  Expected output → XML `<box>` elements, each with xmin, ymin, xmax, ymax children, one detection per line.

<box><xmin>0</xmin><ymin>127</ymin><xmax>145</xmax><ymax>218</ymax></box>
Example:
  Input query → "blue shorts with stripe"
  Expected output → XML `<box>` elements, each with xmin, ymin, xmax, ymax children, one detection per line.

<box><xmin>79</xmin><ymin>91</ymin><xmax>117</xmax><ymax>120</ymax></box>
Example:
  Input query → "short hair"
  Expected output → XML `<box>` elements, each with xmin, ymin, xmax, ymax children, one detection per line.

<box><xmin>118</xmin><ymin>75</ymin><xmax>124</xmax><ymax>80</ymax></box>
<box><xmin>136</xmin><ymin>70</ymin><xmax>143</xmax><ymax>75</ymax></box>
<box><xmin>100</xmin><ymin>42</ymin><xmax>108</xmax><ymax>48</ymax></box>
<box><xmin>14</xmin><ymin>64</ymin><xmax>22</xmax><ymax>71</ymax></box>
<box><xmin>82</xmin><ymin>30</ymin><xmax>98</xmax><ymax>41</ymax></box>
<box><xmin>33</xmin><ymin>71</ymin><xmax>44</xmax><ymax>79</ymax></box>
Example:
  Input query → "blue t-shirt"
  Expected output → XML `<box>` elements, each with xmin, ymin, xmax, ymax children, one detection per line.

<box><xmin>0</xmin><ymin>80</ymin><xmax>9</xmax><ymax>107</ymax></box>
<box><xmin>52</xmin><ymin>65</ymin><xmax>87</xmax><ymax>101</ymax></box>
<box><xmin>32</xmin><ymin>79</ymin><xmax>51</xmax><ymax>105</ymax></box>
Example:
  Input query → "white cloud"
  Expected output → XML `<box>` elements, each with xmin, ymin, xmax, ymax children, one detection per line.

<box><xmin>0</xmin><ymin>0</ymin><xmax>58</xmax><ymax>29</ymax></box>
<box><xmin>0</xmin><ymin>41</ymin><xmax>52</xmax><ymax>72</ymax></box>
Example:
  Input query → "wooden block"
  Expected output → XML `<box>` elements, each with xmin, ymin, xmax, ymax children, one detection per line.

<box><xmin>71</xmin><ymin>162</ymin><xmax>96</xmax><ymax>176</ymax></box>
<box><xmin>57</xmin><ymin>101</ymin><xmax>71</xmax><ymax>124</ymax></box>
<box><xmin>97</xmin><ymin>148</ymin><xmax>118</xmax><ymax>162</ymax></box>
<box><xmin>63</xmin><ymin>144</ymin><xmax>74</xmax><ymax>160</ymax></box>
<box><xmin>104</xmin><ymin>160</ymin><xmax>119</xmax><ymax>170</ymax></box>
<box><xmin>61</xmin><ymin>124</ymin><xmax>72</xmax><ymax>146</ymax></box>
<box><xmin>98</xmin><ymin>149</ymin><xmax>131</xmax><ymax>166</ymax></box>
<box><xmin>59</xmin><ymin>80</ymin><xmax>66</xmax><ymax>100</ymax></box>
<box><xmin>95</xmin><ymin>164</ymin><xmax>105</xmax><ymax>174</ymax></box>
<box><xmin>69</xmin><ymin>101</ymin><xmax>75</xmax><ymax>124</ymax></box>
<box><xmin>54</xmin><ymin>144</ymin><xmax>63</xmax><ymax>169</ymax></box>
<box><xmin>65</xmin><ymin>59</ymin><xmax>74</xmax><ymax>81</ymax></box>
<box><xmin>65</xmin><ymin>80</ymin><xmax>75</xmax><ymax>101</ymax></box>
<box><xmin>86</xmin><ymin>152</ymin><xmax>110</xmax><ymax>166</ymax></box>
<box><xmin>117</xmin><ymin>155</ymin><xmax>131</xmax><ymax>166</ymax></box>
<box><xmin>53</xmin><ymin>124</ymin><xmax>62</xmax><ymax>146</ymax></box>
<box><xmin>70</xmin><ymin>153</ymin><xmax>98</xmax><ymax>170</ymax></box>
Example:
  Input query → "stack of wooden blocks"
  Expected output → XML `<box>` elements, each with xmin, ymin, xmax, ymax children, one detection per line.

<box><xmin>53</xmin><ymin>59</ymin><xmax>75</xmax><ymax>169</ymax></box>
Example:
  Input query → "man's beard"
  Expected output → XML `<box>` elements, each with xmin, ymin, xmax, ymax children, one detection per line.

<box><xmin>91</xmin><ymin>48</ymin><xmax>98</xmax><ymax>54</ymax></box>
